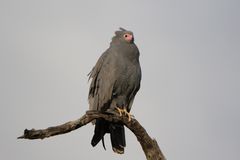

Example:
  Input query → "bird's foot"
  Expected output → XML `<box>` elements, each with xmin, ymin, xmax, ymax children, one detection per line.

<box><xmin>115</xmin><ymin>107</ymin><xmax>123</xmax><ymax>116</ymax></box>
<box><xmin>123</xmin><ymin>108</ymin><xmax>132</xmax><ymax>122</ymax></box>
<box><xmin>115</xmin><ymin>107</ymin><xmax>132</xmax><ymax>122</ymax></box>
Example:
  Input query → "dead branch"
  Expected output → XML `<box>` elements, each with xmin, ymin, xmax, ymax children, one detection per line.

<box><xmin>18</xmin><ymin>111</ymin><xmax>166</xmax><ymax>160</ymax></box>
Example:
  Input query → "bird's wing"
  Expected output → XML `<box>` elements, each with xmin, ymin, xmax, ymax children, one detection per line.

<box><xmin>88</xmin><ymin>49</ymin><xmax>117</xmax><ymax>111</ymax></box>
<box><xmin>127</xmin><ymin>63</ymin><xmax>141</xmax><ymax>111</ymax></box>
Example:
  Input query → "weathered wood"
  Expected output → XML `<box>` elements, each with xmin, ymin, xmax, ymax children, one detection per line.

<box><xmin>18</xmin><ymin>111</ymin><xmax>166</xmax><ymax>160</ymax></box>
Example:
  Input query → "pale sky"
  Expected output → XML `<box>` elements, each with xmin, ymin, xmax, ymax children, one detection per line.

<box><xmin>0</xmin><ymin>0</ymin><xmax>240</xmax><ymax>160</ymax></box>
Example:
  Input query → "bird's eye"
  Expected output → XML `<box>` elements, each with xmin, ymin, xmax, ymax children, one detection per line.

<box><xmin>124</xmin><ymin>34</ymin><xmax>128</xmax><ymax>38</ymax></box>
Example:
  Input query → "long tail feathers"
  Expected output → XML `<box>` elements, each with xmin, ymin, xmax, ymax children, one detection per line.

<box><xmin>91</xmin><ymin>119</ymin><xmax>125</xmax><ymax>154</ymax></box>
<box><xmin>91</xmin><ymin>119</ymin><xmax>109</xmax><ymax>148</ymax></box>
<box><xmin>109</xmin><ymin>123</ymin><xmax>125</xmax><ymax>154</ymax></box>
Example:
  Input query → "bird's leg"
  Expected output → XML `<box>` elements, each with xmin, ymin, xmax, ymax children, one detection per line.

<box><xmin>115</xmin><ymin>107</ymin><xmax>123</xmax><ymax>116</ymax></box>
<box><xmin>122</xmin><ymin>108</ymin><xmax>132</xmax><ymax>122</ymax></box>
<box><xmin>115</xmin><ymin>107</ymin><xmax>132</xmax><ymax>121</ymax></box>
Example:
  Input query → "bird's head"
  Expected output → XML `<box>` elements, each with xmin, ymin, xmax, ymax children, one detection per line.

<box><xmin>112</xmin><ymin>27</ymin><xmax>134</xmax><ymax>44</ymax></box>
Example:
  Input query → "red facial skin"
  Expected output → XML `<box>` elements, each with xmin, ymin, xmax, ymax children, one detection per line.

<box><xmin>123</xmin><ymin>33</ymin><xmax>133</xmax><ymax>42</ymax></box>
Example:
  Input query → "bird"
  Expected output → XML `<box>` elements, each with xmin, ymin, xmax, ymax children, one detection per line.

<box><xmin>88</xmin><ymin>27</ymin><xmax>141</xmax><ymax>154</ymax></box>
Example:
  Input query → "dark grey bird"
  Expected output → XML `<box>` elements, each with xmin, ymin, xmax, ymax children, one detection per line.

<box><xmin>88</xmin><ymin>28</ymin><xmax>141</xmax><ymax>154</ymax></box>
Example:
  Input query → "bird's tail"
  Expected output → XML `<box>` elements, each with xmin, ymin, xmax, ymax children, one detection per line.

<box><xmin>91</xmin><ymin>119</ymin><xmax>126</xmax><ymax>154</ymax></box>
<box><xmin>109</xmin><ymin>122</ymin><xmax>126</xmax><ymax>154</ymax></box>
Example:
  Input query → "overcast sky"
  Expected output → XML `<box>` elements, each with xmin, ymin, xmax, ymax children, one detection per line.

<box><xmin>0</xmin><ymin>0</ymin><xmax>239</xmax><ymax>160</ymax></box>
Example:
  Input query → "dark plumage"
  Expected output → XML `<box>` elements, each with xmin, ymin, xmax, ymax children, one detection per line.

<box><xmin>88</xmin><ymin>28</ymin><xmax>141</xmax><ymax>154</ymax></box>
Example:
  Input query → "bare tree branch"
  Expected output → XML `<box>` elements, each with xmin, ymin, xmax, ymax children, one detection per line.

<box><xmin>18</xmin><ymin>111</ymin><xmax>166</xmax><ymax>160</ymax></box>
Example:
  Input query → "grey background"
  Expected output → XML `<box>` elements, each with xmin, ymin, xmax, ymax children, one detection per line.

<box><xmin>0</xmin><ymin>0</ymin><xmax>239</xmax><ymax>159</ymax></box>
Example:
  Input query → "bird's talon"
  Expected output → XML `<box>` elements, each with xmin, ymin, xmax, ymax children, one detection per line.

<box><xmin>127</xmin><ymin>115</ymin><xmax>131</xmax><ymax>121</ymax></box>
<box><xmin>123</xmin><ymin>108</ymin><xmax>132</xmax><ymax>121</ymax></box>
<box><xmin>115</xmin><ymin>107</ymin><xmax>123</xmax><ymax>116</ymax></box>
<box><xmin>115</xmin><ymin>107</ymin><xmax>132</xmax><ymax>121</ymax></box>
